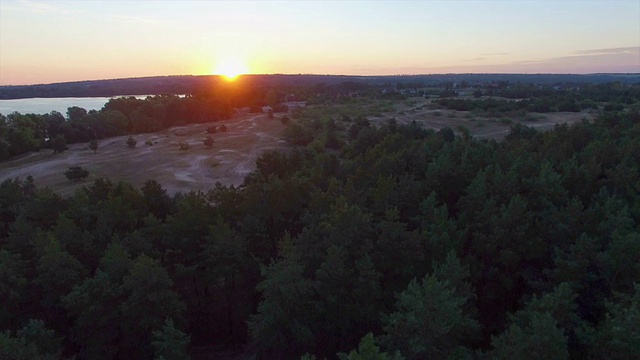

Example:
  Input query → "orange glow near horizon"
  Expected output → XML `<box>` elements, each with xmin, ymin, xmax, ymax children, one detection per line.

<box><xmin>213</xmin><ymin>58</ymin><xmax>249</xmax><ymax>81</ymax></box>
<box><xmin>1</xmin><ymin>1</ymin><xmax>638</xmax><ymax>86</ymax></box>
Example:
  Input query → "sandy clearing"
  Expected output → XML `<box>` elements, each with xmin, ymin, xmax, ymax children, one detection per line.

<box><xmin>0</xmin><ymin>113</ymin><xmax>288</xmax><ymax>196</ymax></box>
<box><xmin>371</xmin><ymin>97</ymin><xmax>595</xmax><ymax>140</ymax></box>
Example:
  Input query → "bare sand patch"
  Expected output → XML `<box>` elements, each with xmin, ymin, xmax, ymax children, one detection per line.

<box><xmin>371</xmin><ymin>97</ymin><xmax>594</xmax><ymax>140</ymax></box>
<box><xmin>0</xmin><ymin>113</ymin><xmax>287</xmax><ymax>196</ymax></box>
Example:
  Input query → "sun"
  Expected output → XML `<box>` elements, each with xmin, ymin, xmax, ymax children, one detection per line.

<box><xmin>214</xmin><ymin>58</ymin><xmax>248</xmax><ymax>81</ymax></box>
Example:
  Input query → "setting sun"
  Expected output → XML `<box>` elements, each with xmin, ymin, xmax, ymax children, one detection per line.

<box><xmin>214</xmin><ymin>58</ymin><xmax>249</xmax><ymax>80</ymax></box>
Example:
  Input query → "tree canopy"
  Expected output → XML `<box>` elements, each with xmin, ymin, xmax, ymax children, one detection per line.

<box><xmin>0</xmin><ymin>83</ymin><xmax>639</xmax><ymax>359</ymax></box>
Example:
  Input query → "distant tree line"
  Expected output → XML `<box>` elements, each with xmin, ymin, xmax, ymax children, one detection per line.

<box><xmin>437</xmin><ymin>83</ymin><xmax>640</xmax><ymax>116</ymax></box>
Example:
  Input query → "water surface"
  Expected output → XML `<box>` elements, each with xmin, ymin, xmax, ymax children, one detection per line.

<box><xmin>0</xmin><ymin>96</ymin><xmax>150</xmax><ymax>116</ymax></box>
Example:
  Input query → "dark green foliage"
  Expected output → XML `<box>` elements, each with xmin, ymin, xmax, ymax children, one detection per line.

<box><xmin>48</xmin><ymin>134</ymin><xmax>68</xmax><ymax>153</ymax></box>
<box><xmin>0</xmin><ymin>319</ymin><xmax>63</xmax><ymax>360</ymax></box>
<box><xmin>89</xmin><ymin>139</ymin><xmax>99</xmax><ymax>153</ymax></box>
<box><xmin>203</xmin><ymin>136</ymin><xmax>214</xmax><ymax>148</ymax></box>
<box><xmin>119</xmin><ymin>255</ymin><xmax>185</xmax><ymax>357</ymax></box>
<box><xmin>380</xmin><ymin>256</ymin><xmax>479</xmax><ymax>359</ymax></box>
<box><xmin>249</xmin><ymin>253</ymin><xmax>316</xmax><ymax>357</ymax></box>
<box><xmin>437</xmin><ymin>126</ymin><xmax>455</xmax><ymax>143</ymax></box>
<box><xmin>0</xmin><ymin>250</ymin><xmax>27</xmax><ymax>326</ymax></box>
<box><xmin>63</xmin><ymin>271</ymin><xmax>125</xmax><ymax>359</ymax></box>
<box><xmin>152</xmin><ymin>318</ymin><xmax>191</xmax><ymax>360</ymax></box>
<box><xmin>35</xmin><ymin>238</ymin><xmax>88</xmax><ymax>308</ymax></box>
<box><xmin>64</xmin><ymin>166</ymin><xmax>89</xmax><ymax>181</ymax></box>
<box><xmin>141</xmin><ymin>179</ymin><xmax>172</xmax><ymax>220</ymax></box>
<box><xmin>126</xmin><ymin>136</ymin><xmax>137</xmax><ymax>148</ymax></box>
<box><xmin>578</xmin><ymin>285</ymin><xmax>640</xmax><ymax>359</ymax></box>
<box><xmin>486</xmin><ymin>283</ymin><xmax>579</xmax><ymax>359</ymax></box>
<box><xmin>488</xmin><ymin>313</ymin><xmax>569</xmax><ymax>360</ymax></box>
<box><xmin>1</xmin><ymin>91</ymin><xmax>640</xmax><ymax>359</ymax></box>
<box><xmin>338</xmin><ymin>333</ymin><xmax>404</xmax><ymax>360</ymax></box>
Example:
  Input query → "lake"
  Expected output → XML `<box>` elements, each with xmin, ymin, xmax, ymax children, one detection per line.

<box><xmin>0</xmin><ymin>95</ymin><xmax>151</xmax><ymax>116</ymax></box>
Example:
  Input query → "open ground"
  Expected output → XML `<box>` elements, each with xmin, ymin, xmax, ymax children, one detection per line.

<box><xmin>369</xmin><ymin>96</ymin><xmax>595</xmax><ymax>140</ymax></box>
<box><xmin>0</xmin><ymin>113</ymin><xmax>287</xmax><ymax>196</ymax></box>
<box><xmin>0</xmin><ymin>97</ymin><xmax>593</xmax><ymax>196</ymax></box>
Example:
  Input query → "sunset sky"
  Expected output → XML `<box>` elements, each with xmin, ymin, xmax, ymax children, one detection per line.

<box><xmin>1</xmin><ymin>0</ymin><xmax>639</xmax><ymax>85</ymax></box>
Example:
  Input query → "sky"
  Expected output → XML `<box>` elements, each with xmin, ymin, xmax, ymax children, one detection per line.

<box><xmin>1</xmin><ymin>0</ymin><xmax>639</xmax><ymax>85</ymax></box>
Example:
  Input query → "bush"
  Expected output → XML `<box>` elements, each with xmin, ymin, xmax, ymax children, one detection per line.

<box><xmin>126</xmin><ymin>136</ymin><xmax>137</xmax><ymax>148</ymax></box>
<box><xmin>203</xmin><ymin>136</ymin><xmax>214</xmax><ymax>149</ymax></box>
<box><xmin>50</xmin><ymin>135</ymin><xmax>68</xmax><ymax>154</ymax></box>
<box><xmin>64</xmin><ymin>166</ymin><xmax>89</xmax><ymax>181</ymax></box>
<box><xmin>89</xmin><ymin>139</ymin><xmax>99</xmax><ymax>153</ymax></box>
<box><xmin>178</xmin><ymin>142</ymin><xmax>191</xmax><ymax>151</ymax></box>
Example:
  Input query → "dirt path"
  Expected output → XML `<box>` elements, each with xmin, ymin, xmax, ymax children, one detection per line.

<box><xmin>0</xmin><ymin>113</ymin><xmax>287</xmax><ymax>196</ymax></box>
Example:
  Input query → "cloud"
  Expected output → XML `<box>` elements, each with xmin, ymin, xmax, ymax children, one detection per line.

<box><xmin>571</xmin><ymin>46</ymin><xmax>639</xmax><ymax>55</ymax></box>
<box><xmin>480</xmin><ymin>52</ymin><xmax>510</xmax><ymax>56</ymax></box>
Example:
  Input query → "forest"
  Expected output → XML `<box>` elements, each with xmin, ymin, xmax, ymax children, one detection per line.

<box><xmin>1</xmin><ymin>81</ymin><xmax>640</xmax><ymax>359</ymax></box>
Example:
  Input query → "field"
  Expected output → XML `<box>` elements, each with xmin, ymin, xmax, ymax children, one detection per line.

<box><xmin>0</xmin><ymin>113</ymin><xmax>287</xmax><ymax>196</ymax></box>
<box><xmin>368</xmin><ymin>96</ymin><xmax>595</xmax><ymax>139</ymax></box>
<box><xmin>0</xmin><ymin>97</ymin><xmax>594</xmax><ymax>196</ymax></box>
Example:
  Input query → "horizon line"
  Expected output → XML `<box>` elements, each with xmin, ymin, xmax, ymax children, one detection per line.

<box><xmin>2</xmin><ymin>72</ymin><xmax>640</xmax><ymax>87</ymax></box>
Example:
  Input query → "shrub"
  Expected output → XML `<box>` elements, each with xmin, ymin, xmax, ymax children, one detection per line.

<box><xmin>203</xmin><ymin>136</ymin><xmax>214</xmax><ymax>149</ymax></box>
<box><xmin>126</xmin><ymin>136</ymin><xmax>137</xmax><ymax>148</ymax></box>
<box><xmin>89</xmin><ymin>139</ymin><xmax>99</xmax><ymax>153</ymax></box>
<box><xmin>50</xmin><ymin>135</ymin><xmax>68</xmax><ymax>154</ymax></box>
<box><xmin>64</xmin><ymin>166</ymin><xmax>89</xmax><ymax>181</ymax></box>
